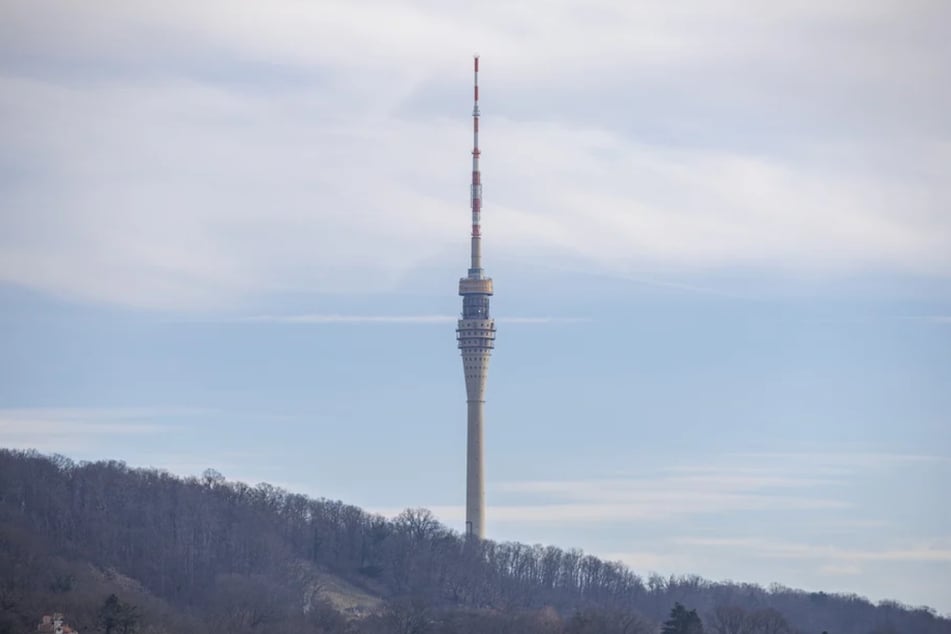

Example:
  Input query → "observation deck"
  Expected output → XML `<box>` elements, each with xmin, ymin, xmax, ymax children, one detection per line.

<box><xmin>458</xmin><ymin>277</ymin><xmax>494</xmax><ymax>295</ymax></box>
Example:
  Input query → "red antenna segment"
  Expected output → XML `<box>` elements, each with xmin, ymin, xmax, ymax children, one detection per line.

<box><xmin>470</xmin><ymin>55</ymin><xmax>483</xmax><ymax>269</ymax></box>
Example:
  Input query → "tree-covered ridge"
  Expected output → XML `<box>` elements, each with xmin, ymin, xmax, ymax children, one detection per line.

<box><xmin>0</xmin><ymin>449</ymin><xmax>947</xmax><ymax>634</ymax></box>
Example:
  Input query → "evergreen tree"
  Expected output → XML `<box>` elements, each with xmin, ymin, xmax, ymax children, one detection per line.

<box><xmin>662</xmin><ymin>602</ymin><xmax>704</xmax><ymax>634</ymax></box>
<box><xmin>97</xmin><ymin>594</ymin><xmax>139</xmax><ymax>634</ymax></box>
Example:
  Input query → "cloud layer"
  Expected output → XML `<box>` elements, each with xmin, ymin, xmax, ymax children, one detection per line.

<box><xmin>372</xmin><ymin>451</ymin><xmax>950</xmax><ymax>595</ymax></box>
<box><xmin>0</xmin><ymin>407</ymin><xmax>172</xmax><ymax>450</ymax></box>
<box><xmin>1</xmin><ymin>0</ymin><xmax>949</xmax><ymax>309</ymax></box>
<box><xmin>376</xmin><ymin>451</ymin><xmax>948</xmax><ymax>526</ymax></box>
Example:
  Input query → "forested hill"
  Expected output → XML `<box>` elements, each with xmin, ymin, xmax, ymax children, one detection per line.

<box><xmin>1</xmin><ymin>450</ymin><xmax>947</xmax><ymax>634</ymax></box>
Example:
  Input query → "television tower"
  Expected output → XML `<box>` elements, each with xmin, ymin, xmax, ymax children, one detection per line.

<box><xmin>457</xmin><ymin>54</ymin><xmax>495</xmax><ymax>539</ymax></box>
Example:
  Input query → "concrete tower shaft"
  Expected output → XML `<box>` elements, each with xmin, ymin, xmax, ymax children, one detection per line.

<box><xmin>456</xmin><ymin>55</ymin><xmax>495</xmax><ymax>540</ymax></box>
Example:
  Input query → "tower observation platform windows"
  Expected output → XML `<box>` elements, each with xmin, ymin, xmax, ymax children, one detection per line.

<box><xmin>462</xmin><ymin>295</ymin><xmax>490</xmax><ymax>319</ymax></box>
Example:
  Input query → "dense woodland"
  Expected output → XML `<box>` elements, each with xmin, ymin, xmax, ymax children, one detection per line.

<box><xmin>1</xmin><ymin>449</ymin><xmax>947</xmax><ymax>634</ymax></box>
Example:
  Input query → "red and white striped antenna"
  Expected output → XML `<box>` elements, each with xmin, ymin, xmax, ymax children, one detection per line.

<box><xmin>469</xmin><ymin>54</ymin><xmax>483</xmax><ymax>276</ymax></box>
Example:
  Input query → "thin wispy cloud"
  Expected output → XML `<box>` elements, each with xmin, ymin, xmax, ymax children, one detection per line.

<box><xmin>716</xmin><ymin>452</ymin><xmax>950</xmax><ymax>475</ymax></box>
<box><xmin>237</xmin><ymin>314</ymin><xmax>457</xmax><ymax>325</ymax></box>
<box><xmin>374</xmin><ymin>455</ymin><xmax>859</xmax><ymax>526</ymax></box>
<box><xmin>0</xmin><ymin>407</ymin><xmax>178</xmax><ymax>451</ymax></box>
<box><xmin>672</xmin><ymin>536</ymin><xmax>951</xmax><ymax>564</ymax></box>
<box><xmin>0</xmin><ymin>407</ymin><xmax>196</xmax><ymax>429</ymax></box>
<box><xmin>896</xmin><ymin>315</ymin><xmax>951</xmax><ymax>325</ymax></box>
<box><xmin>200</xmin><ymin>314</ymin><xmax>586</xmax><ymax>325</ymax></box>
<box><xmin>598</xmin><ymin>550</ymin><xmax>693</xmax><ymax>573</ymax></box>
<box><xmin>601</xmin><ymin>540</ymin><xmax>951</xmax><ymax>583</ymax></box>
<box><xmin>818</xmin><ymin>563</ymin><xmax>863</xmax><ymax>576</ymax></box>
<box><xmin>377</xmin><ymin>450</ymin><xmax>944</xmax><ymax>528</ymax></box>
<box><xmin>411</xmin><ymin>496</ymin><xmax>846</xmax><ymax>526</ymax></box>
<box><xmin>500</xmin><ymin>316</ymin><xmax>590</xmax><ymax>324</ymax></box>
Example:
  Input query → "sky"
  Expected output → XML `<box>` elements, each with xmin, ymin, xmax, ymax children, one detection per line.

<box><xmin>1</xmin><ymin>0</ymin><xmax>950</xmax><ymax>616</ymax></box>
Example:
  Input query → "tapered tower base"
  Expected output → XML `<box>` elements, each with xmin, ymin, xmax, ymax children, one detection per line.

<box><xmin>458</xmin><ymin>309</ymin><xmax>494</xmax><ymax>540</ymax></box>
<box><xmin>466</xmin><ymin>399</ymin><xmax>485</xmax><ymax>537</ymax></box>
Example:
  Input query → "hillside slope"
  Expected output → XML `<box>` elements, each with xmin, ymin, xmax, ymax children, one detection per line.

<box><xmin>1</xmin><ymin>449</ymin><xmax>947</xmax><ymax>634</ymax></box>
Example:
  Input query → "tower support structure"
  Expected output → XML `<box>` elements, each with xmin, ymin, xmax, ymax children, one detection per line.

<box><xmin>457</xmin><ymin>55</ymin><xmax>495</xmax><ymax>539</ymax></box>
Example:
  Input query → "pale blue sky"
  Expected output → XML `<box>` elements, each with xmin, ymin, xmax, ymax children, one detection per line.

<box><xmin>1</xmin><ymin>0</ymin><xmax>950</xmax><ymax>615</ymax></box>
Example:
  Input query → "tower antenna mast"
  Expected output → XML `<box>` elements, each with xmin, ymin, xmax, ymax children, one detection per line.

<box><xmin>457</xmin><ymin>54</ymin><xmax>496</xmax><ymax>539</ymax></box>
<box><xmin>470</xmin><ymin>54</ymin><xmax>483</xmax><ymax>273</ymax></box>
